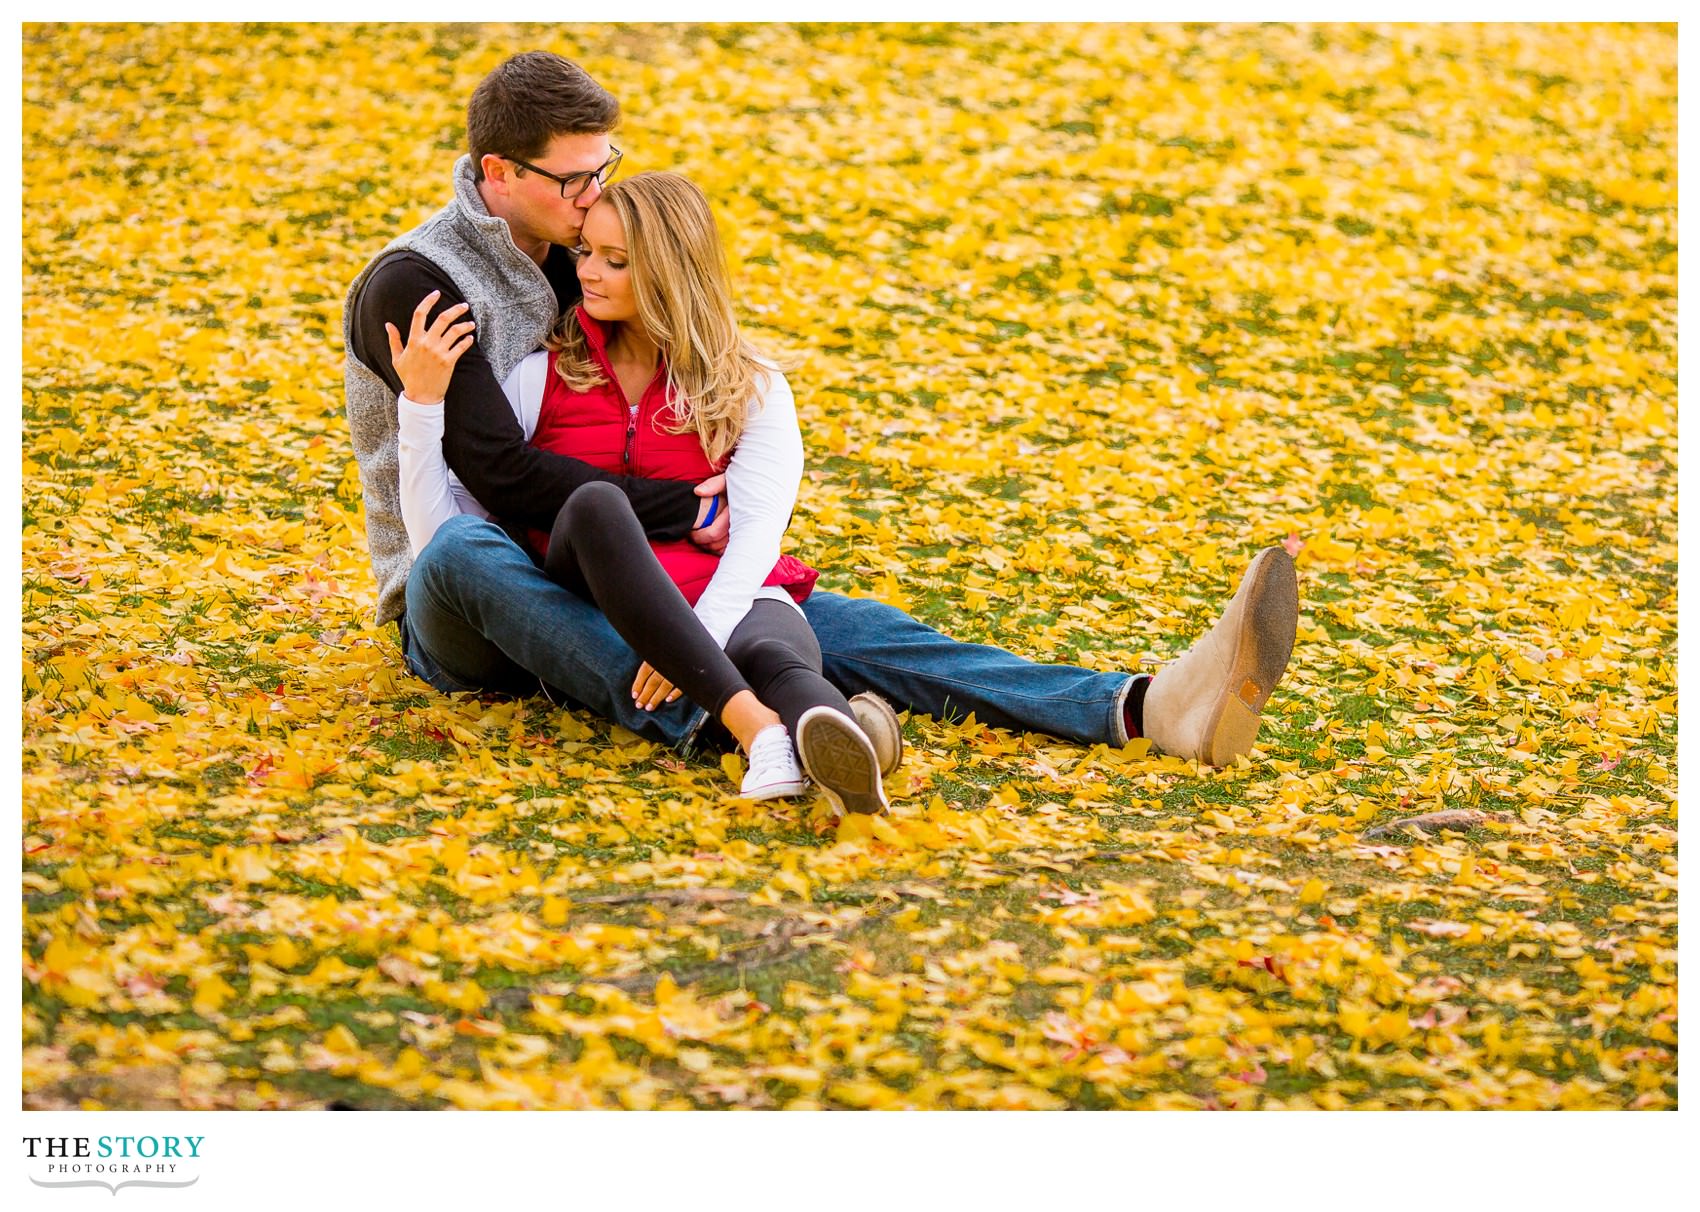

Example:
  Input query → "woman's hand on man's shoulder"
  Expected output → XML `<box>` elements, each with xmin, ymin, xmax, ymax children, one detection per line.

<box><xmin>388</xmin><ymin>290</ymin><xmax>477</xmax><ymax>406</ymax></box>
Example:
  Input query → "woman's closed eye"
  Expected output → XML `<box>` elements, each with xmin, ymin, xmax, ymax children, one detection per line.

<box><xmin>579</xmin><ymin>247</ymin><xmax>626</xmax><ymax>270</ymax></box>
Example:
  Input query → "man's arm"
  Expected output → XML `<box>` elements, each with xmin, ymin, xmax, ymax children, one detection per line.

<box><xmin>349</xmin><ymin>252</ymin><xmax>701</xmax><ymax>536</ymax></box>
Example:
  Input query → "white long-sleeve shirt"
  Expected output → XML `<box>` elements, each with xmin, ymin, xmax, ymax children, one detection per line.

<box><xmin>396</xmin><ymin>350</ymin><xmax>804</xmax><ymax>649</ymax></box>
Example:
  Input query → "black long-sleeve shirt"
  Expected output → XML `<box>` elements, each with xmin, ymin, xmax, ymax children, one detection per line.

<box><xmin>346</xmin><ymin>245</ymin><xmax>700</xmax><ymax>537</ymax></box>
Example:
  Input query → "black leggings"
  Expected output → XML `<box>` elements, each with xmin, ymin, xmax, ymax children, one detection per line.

<box><xmin>543</xmin><ymin>482</ymin><xmax>852</xmax><ymax>736</ymax></box>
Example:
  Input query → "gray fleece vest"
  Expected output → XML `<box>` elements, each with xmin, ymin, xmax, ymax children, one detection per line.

<box><xmin>341</xmin><ymin>155</ymin><xmax>560</xmax><ymax>625</ymax></box>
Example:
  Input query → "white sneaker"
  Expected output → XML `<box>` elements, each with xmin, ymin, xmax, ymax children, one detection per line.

<box><xmin>796</xmin><ymin>706</ymin><xmax>890</xmax><ymax>815</ymax></box>
<box><xmin>739</xmin><ymin>724</ymin><xmax>807</xmax><ymax>800</ymax></box>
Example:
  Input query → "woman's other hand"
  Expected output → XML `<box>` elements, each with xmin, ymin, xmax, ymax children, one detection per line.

<box><xmin>386</xmin><ymin>291</ymin><xmax>476</xmax><ymax>405</ymax></box>
<box><xmin>632</xmin><ymin>662</ymin><xmax>682</xmax><ymax>711</ymax></box>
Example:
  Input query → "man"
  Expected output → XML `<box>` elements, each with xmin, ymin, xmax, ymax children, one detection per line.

<box><xmin>342</xmin><ymin>51</ymin><xmax>1298</xmax><ymax>780</ymax></box>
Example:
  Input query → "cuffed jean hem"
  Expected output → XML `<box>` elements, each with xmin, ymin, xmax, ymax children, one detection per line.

<box><xmin>1109</xmin><ymin>674</ymin><xmax>1134</xmax><ymax>747</ymax></box>
<box><xmin>535</xmin><ymin>672</ymin><xmax>714</xmax><ymax>760</ymax></box>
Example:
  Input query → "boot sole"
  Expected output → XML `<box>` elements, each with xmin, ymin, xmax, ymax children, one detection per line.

<box><xmin>1201</xmin><ymin>548</ymin><xmax>1299</xmax><ymax>766</ymax></box>
<box><xmin>797</xmin><ymin>709</ymin><xmax>889</xmax><ymax>815</ymax></box>
<box><xmin>850</xmin><ymin>693</ymin><xmax>904</xmax><ymax>777</ymax></box>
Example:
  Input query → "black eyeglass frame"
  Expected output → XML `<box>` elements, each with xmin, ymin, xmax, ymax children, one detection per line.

<box><xmin>503</xmin><ymin>147</ymin><xmax>623</xmax><ymax>200</ymax></box>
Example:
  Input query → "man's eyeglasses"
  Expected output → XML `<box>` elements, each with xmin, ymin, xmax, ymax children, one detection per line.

<box><xmin>505</xmin><ymin>147</ymin><xmax>623</xmax><ymax>200</ymax></box>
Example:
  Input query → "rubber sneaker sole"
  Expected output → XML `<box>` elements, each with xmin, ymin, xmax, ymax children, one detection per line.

<box><xmin>1200</xmin><ymin>547</ymin><xmax>1298</xmax><ymax>766</ymax></box>
<box><xmin>796</xmin><ymin>706</ymin><xmax>889</xmax><ymax>815</ymax></box>
<box><xmin>740</xmin><ymin>775</ymin><xmax>808</xmax><ymax>801</ymax></box>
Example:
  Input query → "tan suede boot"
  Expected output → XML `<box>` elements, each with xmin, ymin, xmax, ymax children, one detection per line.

<box><xmin>848</xmin><ymin>692</ymin><xmax>904</xmax><ymax>777</ymax></box>
<box><xmin>1142</xmin><ymin>547</ymin><xmax>1298</xmax><ymax>766</ymax></box>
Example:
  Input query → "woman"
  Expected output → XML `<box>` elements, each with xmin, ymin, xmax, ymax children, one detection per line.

<box><xmin>387</xmin><ymin>171</ymin><xmax>891</xmax><ymax>814</ymax></box>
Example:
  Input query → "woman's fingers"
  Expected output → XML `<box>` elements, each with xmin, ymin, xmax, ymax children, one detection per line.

<box><xmin>409</xmin><ymin>290</ymin><xmax>441</xmax><ymax>339</ymax></box>
<box><xmin>632</xmin><ymin>663</ymin><xmax>677</xmax><ymax>711</ymax></box>
<box><xmin>391</xmin><ymin>297</ymin><xmax>475</xmax><ymax>386</ymax></box>
<box><xmin>427</xmin><ymin>301</ymin><xmax>472</xmax><ymax>338</ymax></box>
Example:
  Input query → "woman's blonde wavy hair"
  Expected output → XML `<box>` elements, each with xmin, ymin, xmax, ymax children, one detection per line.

<box><xmin>546</xmin><ymin>171</ymin><xmax>773</xmax><ymax>465</ymax></box>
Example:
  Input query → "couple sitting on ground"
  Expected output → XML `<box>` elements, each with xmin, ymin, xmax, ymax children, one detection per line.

<box><xmin>342</xmin><ymin>51</ymin><xmax>1300</xmax><ymax>814</ymax></box>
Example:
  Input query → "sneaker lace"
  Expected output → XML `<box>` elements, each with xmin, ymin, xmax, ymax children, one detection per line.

<box><xmin>749</xmin><ymin>726</ymin><xmax>792</xmax><ymax>767</ymax></box>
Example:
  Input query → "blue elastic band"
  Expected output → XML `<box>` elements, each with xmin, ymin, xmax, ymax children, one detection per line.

<box><xmin>701</xmin><ymin>495</ymin><xmax>720</xmax><ymax>528</ymax></box>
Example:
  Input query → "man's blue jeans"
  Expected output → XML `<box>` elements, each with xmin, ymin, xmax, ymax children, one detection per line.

<box><xmin>401</xmin><ymin>515</ymin><xmax>1134</xmax><ymax>754</ymax></box>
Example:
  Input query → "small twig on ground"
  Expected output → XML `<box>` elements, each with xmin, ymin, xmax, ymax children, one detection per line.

<box><xmin>570</xmin><ymin>888</ymin><xmax>744</xmax><ymax>906</ymax></box>
<box><xmin>1360</xmin><ymin>809</ymin><xmax>1507</xmax><ymax>842</ymax></box>
<box><xmin>607</xmin><ymin>902</ymin><xmax>904</xmax><ymax>994</ymax></box>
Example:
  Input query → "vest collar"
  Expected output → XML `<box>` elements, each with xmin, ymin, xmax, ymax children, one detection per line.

<box><xmin>447</xmin><ymin>155</ymin><xmax>551</xmax><ymax>281</ymax></box>
<box><xmin>575</xmin><ymin>304</ymin><xmax>610</xmax><ymax>353</ymax></box>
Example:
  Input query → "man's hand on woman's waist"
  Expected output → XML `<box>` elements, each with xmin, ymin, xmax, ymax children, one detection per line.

<box><xmin>691</xmin><ymin>474</ymin><xmax>730</xmax><ymax>554</ymax></box>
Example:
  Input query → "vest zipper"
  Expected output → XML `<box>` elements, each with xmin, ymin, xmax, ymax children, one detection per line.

<box><xmin>624</xmin><ymin>406</ymin><xmax>637</xmax><ymax>473</ymax></box>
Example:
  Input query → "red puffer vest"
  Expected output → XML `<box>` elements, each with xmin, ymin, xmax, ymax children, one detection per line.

<box><xmin>526</xmin><ymin>307</ymin><xmax>817</xmax><ymax>607</ymax></box>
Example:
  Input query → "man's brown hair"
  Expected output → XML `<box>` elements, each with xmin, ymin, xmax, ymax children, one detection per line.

<box><xmin>467</xmin><ymin>51</ymin><xmax>619</xmax><ymax>181</ymax></box>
